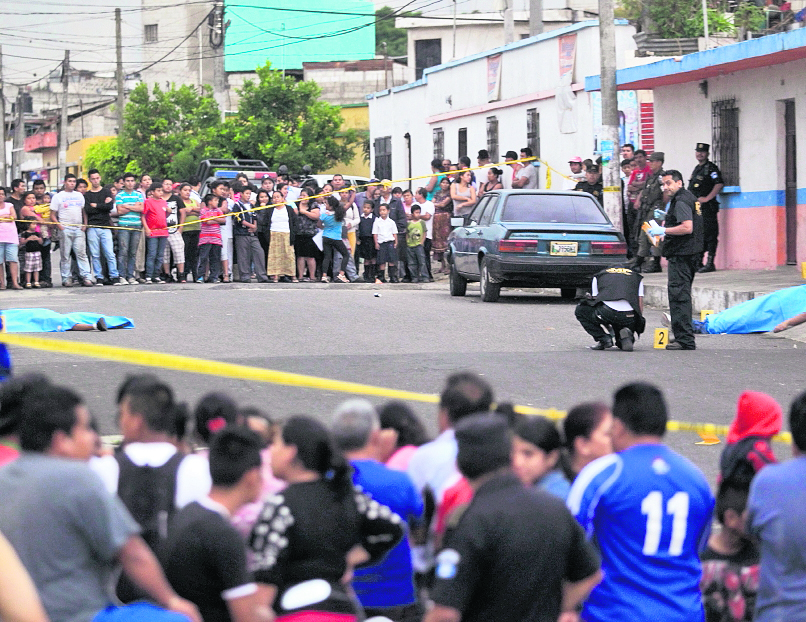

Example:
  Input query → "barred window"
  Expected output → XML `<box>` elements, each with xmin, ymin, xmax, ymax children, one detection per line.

<box><xmin>487</xmin><ymin>116</ymin><xmax>499</xmax><ymax>164</ymax></box>
<box><xmin>711</xmin><ymin>98</ymin><xmax>739</xmax><ymax>186</ymax></box>
<box><xmin>527</xmin><ymin>108</ymin><xmax>540</xmax><ymax>160</ymax></box>
<box><xmin>433</xmin><ymin>128</ymin><xmax>444</xmax><ymax>161</ymax></box>
<box><xmin>373</xmin><ymin>136</ymin><xmax>392</xmax><ymax>181</ymax></box>
<box><xmin>144</xmin><ymin>24</ymin><xmax>158</xmax><ymax>44</ymax></box>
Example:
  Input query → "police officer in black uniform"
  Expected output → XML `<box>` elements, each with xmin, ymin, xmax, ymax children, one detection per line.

<box><xmin>649</xmin><ymin>170</ymin><xmax>704</xmax><ymax>350</ymax></box>
<box><xmin>574</xmin><ymin>164</ymin><xmax>603</xmax><ymax>207</ymax></box>
<box><xmin>424</xmin><ymin>414</ymin><xmax>602</xmax><ymax>622</ymax></box>
<box><xmin>688</xmin><ymin>143</ymin><xmax>724</xmax><ymax>273</ymax></box>
<box><xmin>576</xmin><ymin>266</ymin><xmax>646</xmax><ymax>351</ymax></box>
<box><xmin>635</xmin><ymin>152</ymin><xmax>665</xmax><ymax>273</ymax></box>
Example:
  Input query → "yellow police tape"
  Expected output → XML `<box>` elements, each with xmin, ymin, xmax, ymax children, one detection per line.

<box><xmin>5</xmin><ymin>155</ymin><xmax>583</xmax><ymax>233</ymax></box>
<box><xmin>0</xmin><ymin>333</ymin><xmax>792</xmax><ymax>444</ymax></box>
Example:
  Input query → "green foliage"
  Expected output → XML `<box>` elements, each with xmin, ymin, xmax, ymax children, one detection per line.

<box><xmin>119</xmin><ymin>83</ymin><xmax>224</xmax><ymax>180</ymax></box>
<box><xmin>734</xmin><ymin>2</ymin><xmax>765</xmax><ymax>32</ymax></box>
<box><xmin>216</xmin><ymin>63</ymin><xmax>360</xmax><ymax>173</ymax></box>
<box><xmin>650</xmin><ymin>0</ymin><xmax>735</xmax><ymax>37</ymax></box>
<box><xmin>375</xmin><ymin>6</ymin><xmax>420</xmax><ymax>57</ymax></box>
<box><xmin>83</xmin><ymin>138</ymin><xmax>135</xmax><ymax>182</ymax></box>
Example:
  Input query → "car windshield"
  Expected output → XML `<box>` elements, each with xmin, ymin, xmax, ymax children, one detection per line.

<box><xmin>500</xmin><ymin>194</ymin><xmax>609</xmax><ymax>224</ymax></box>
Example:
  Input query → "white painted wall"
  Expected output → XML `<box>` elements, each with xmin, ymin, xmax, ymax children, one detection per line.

<box><xmin>653</xmin><ymin>57</ymin><xmax>806</xmax><ymax>193</ymax></box>
<box><xmin>368</xmin><ymin>22</ymin><xmax>638</xmax><ymax>185</ymax></box>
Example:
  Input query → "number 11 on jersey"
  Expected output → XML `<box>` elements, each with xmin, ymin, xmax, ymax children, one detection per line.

<box><xmin>641</xmin><ymin>491</ymin><xmax>690</xmax><ymax>556</ymax></box>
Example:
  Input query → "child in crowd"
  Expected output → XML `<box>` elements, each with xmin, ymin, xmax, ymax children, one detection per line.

<box><xmin>357</xmin><ymin>201</ymin><xmax>377</xmax><ymax>282</ymax></box>
<box><xmin>511</xmin><ymin>415</ymin><xmax>571</xmax><ymax>500</ymax></box>
<box><xmin>372</xmin><ymin>204</ymin><xmax>398</xmax><ymax>284</ymax></box>
<box><xmin>141</xmin><ymin>182</ymin><xmax>170</xmax><ymax>284</ymax></box>
<box><xmin>197</xmin><ymin>194</ymin><xmax>226</xmax><ymax>283</ymax></box>
<box><xmin>20</xmin><ymin>221</ymin><xmax>44</xmax><ymax>288</ymax></box>
<box><xmin>700</xmin><ymin>484</ymin><xmax>760</xmax><ymax>622</ymax></box>
<box><xmin>406</xmin><ymin>205</ymin><xmax>429</xmax><ymax>283</ymax></box>
<box><xmin>719</xmin><ymin>390</ymin><xmax>781</xmax><ymax>489</ymax></box>
<box><xmin>320</xmin><ymin>195</ymin><xmax>351</xmax><ymax>283</ymax></box>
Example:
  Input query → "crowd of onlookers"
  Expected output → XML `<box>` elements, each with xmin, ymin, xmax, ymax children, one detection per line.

<box><xmin>0</xmin><ymin>369</ymin><xmax>804</xmax><ymax>622</ymax></box>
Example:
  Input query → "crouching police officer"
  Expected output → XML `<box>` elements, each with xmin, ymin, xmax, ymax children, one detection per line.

<box><xmin>576</xmin><ymin>266</ymin><xmax>646</xmax><ymax>351</ymax></box>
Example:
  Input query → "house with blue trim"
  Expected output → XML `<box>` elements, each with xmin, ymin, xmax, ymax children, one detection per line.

<box><xmin>586</xmin><ymin>28</ymin><xmax>806</xmax><ymax>270</ymax></box>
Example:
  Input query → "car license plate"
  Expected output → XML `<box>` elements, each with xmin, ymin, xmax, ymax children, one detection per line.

<box><xmin>550</xmin><ymin>241</ymin><xmax>578</xmax><ymax>256</ymax></box>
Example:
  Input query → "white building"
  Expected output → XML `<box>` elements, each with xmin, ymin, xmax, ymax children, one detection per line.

<box><xmin>368</xmin><ymin>20</ymin><xmax>643</xmax><ymax>187</ymax></box>
<box><xmin>586</xmin><ymin>27</ymin><xmax>806</xmax><ymax>270</ymax></box>
<box><xmin>398</xmin><ymin>7</ymin><xmax>599</xmax><ymax>83</ymax></box>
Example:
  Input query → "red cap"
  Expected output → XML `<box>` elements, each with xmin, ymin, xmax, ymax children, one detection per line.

<box><xmin>569</xmin><ymin>156</ymin><xmax>583</xmax><ymax>163</ymax></box>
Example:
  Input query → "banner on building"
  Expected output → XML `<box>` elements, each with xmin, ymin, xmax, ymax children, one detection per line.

<box><xmin>487</xmin><ymin>54</ymin><xmax>503</xmax><ymax>102</ymax></box>
<box><xmin>590</xmin><ymin>90</ymin><xmax>640</xmax><ymax>154</ymax></box>
<box><xmin>558</xmin><ymin>34</ymin><xmax>576</xmax><ymax>81</ymax></box>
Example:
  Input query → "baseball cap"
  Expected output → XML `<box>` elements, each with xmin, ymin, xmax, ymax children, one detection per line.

<box><xmin>569</xmin><ymin>156</ymin><xmax>583</xmax><ymax>163</ymax></box>
<box><xmin>502</xmin><ymin>150</ymin><xmax>519</xmax><ymax>160</ymax></box>
<box><xmin>648</xmin><ymin>152</ymin><xmax>665</xmax><ymax>162</ymax></box>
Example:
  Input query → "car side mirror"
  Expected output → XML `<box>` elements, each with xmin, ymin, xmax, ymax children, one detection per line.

<box><xmin>450</xmin><ymin>217</ymin><xmax>465</xmax><ymax>227</ymax></box>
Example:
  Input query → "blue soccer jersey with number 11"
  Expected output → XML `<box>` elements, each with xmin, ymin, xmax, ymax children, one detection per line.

<box><xmin>567</xmin><ymin>444</ymin><xmax>715</xmax><ymax>622</ymax></box>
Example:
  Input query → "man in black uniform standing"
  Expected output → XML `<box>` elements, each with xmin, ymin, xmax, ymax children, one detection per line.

<box><xmin>576</xmin><ymin>266</ymin><xmax>646</xmax><ymax>351</ymax></box>
<box><xmin>574</xmin><ymin>164</ymin><xmax>603</xmax><ymax>207</ymax></box>
<box><xmin>688</xmin><ymin>143</ymin><xmax>723</xmax><ymax>273</ymax></box>
<box><xmin>649</xmin><ymin>170</ymin><xmax>704</xmax><ymax>350</ymax></box>
<box><xmin>424</xmin><ymin>413</ymin><xmax>601</xmax><ymax>622</ymax></box>
<box><xmin>635</xmin><ymin>152</ymin><xmax>665</xmax><ymax>273</ymax></box>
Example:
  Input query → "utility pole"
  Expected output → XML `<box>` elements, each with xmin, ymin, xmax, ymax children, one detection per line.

<box><xmin>452</xmin><ymin>0</ymin><xmax>457</xmax><ymax>59</ymax></box>
<box><xmin>13</xmin><ymin>92</ymin><xmax>24</xmax><ymax>180</ymax></box>
<box><xmin>598</xmin><ymin>0</ymin><xmax>622</xmax><ymax>229</ymax></box>
<box><xmin>530</xmin><ymin>0</ymin><xmax>544</xmax><ymax>37</ymax></box>
<box><xmin>701</xmin><ymin>0</ymin><xmax>710</xmax><ymax>49</ymax></box>
<box><xmin>210</xmin><ymin>1</ymin><xmax>227</xmax><ymax>119</ymax></box>
<box><xmin>0</xmin><ymin>45</ymin><xmax>7</xmax><ymax>186</ymax></box>
<box><xmin>382</xmin><ymin>42</ymin><xmax>389</xmax><ymax>90</ymax></box>
<box><xmin>59</xmin><ymin>50</ymin><xmax>69</xmax><ymax>180</ymax></box>
<box><xmin>115</xmin><ymin>8</ymin><xmax>125</xmax><ymax>134</ymax></box>
<box><xmin>503</xmin><ymin>0</ymin><xmax>515</xmax><ymax>44</ymax></box>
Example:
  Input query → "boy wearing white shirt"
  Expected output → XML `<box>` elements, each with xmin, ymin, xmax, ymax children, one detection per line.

<box><xmin>372</xmin><ymin>205</ymin><xmax>398</xmax><ymax>284</ymax></box>
<box><xmin>49</xmin><ymin>173</ymin><xmax>94</xmax><ymax>287</ymax></box>
<box><xmin>415</xmin><ymin>187</ymin><xmax>435</xmax><ymax>282</ymax></box>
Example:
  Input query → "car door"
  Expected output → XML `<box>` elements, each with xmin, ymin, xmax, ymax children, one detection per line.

<box><xmin>454</xmin><ymin>196</ymin><xmax>490</xmax><ymax>274</ymax></box>
<box><xmin>464</xmin><ymin>195</ymin><xmax>499</xmax><ymax>278</ymax></box>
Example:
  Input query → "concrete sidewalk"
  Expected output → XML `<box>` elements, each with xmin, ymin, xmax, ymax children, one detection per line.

<box><xmin>640</xmin><ymin>264</ymin><xmax>806</xmax><ymax>342</ymax></box>
<box><xmin>640</xmin><ymin>265</ymin><xmax>805</xmax><ymax>312</ymax></box>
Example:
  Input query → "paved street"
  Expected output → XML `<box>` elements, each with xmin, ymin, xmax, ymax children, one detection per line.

<box><xmin>5</xmin><ymin>281</ymin><xmax>805</xmax><ymax>483</ymax></box>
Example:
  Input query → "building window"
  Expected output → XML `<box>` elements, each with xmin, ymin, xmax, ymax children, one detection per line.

<box><xmin>458</xmin><ymin>128</ymin><xmax>467</xmax><ymax>160</ymax></box>
<box><xmin>415</xmin><ymin>39</ymin><xmax>441</xmax><ymax>81</ymax></box>
<box><xmin>711</xmin><ymin>98</ymin><xmax>739</xmax><ymax>186</ymax></box>
<box><xmin>487</xmin><ymin>116</ymin><xmax>499</xmax><ymax>164</ymax></box>
<box><xmin>526</xmin><ymin>109</ymin><xmax>540</xmax><ymax>160</ymax></box>
<box><xmin>374</xmin><ymin>136</ymin><xmax>392</xmax><ymax>181</ymax></box>
<box><xmin>144</xmin><ymin>24</ymin><xmax>159</xmax><ymax>44</ymax></box>
<box><xmin>433</xmin><ymin>128</ymin><xmax>444</xmax><ymax>161</ymax></box>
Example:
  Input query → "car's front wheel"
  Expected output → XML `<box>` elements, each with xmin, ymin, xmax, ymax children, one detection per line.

<box><xmin>449</xmin><ymin>258</ymin><xmax>467</xmax><ymax>297</ymax></box>
<box><xmin>479</xmin><ymin>258</ymin><xmax>501</xmax><ymax>302</ymax></box>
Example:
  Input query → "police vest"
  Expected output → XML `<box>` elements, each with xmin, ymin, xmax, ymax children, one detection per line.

<box><xmin>662</xmin><ymin>188</ymin><xmax>704</xmax><ymax>257</ymax></box>
<box><xmin>594</xmin><ymin>267</ymin><xmax>644</xmax><ymax>317</ymax></box>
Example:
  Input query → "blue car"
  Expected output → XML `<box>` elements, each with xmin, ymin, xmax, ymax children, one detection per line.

<box><xmin>447</xmin><ymin>189</ymin><xmax>627</xmax><ymax>302</ymax></box>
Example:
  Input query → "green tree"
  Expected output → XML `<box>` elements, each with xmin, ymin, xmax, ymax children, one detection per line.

<box><xmin>119</xmin><ymin>83</ymin><xmax>225</xmax><ymax>179</ymax></box>
<box><xmin>83</xmin><ymin>137</ymin><xmax>135</xmax><ymax>183</ymax></box>
<box><xmin>215</xmin><ymin>62</ymin><xmax>360</xmax><ymax>173</ymax></box>
<box><xmin>375</xmin><ymin>6</ymin><xmax>420</xmax><ymax>57</ymax></box>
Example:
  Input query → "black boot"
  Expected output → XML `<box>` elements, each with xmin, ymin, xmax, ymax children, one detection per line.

<box><xmin>368</xmin><ymin>264</ymin><xmax>376</xmax><ymax>283</ymax></box>
<box><xmin>641</xmin><ymin>258</ymin><xmax>661</xmax><ymax>273</ymax></box>
<box><xmin>388</xmin><ymin>266</ymin><xmax>399</xmax><ymax>283</ymax></box>
<box><xmin>698</xmin><ymin>255</ymin><xmax>716</xmax><ymax>273</ymax></box>
<box><xmin>375</xmin><ymin>268</ymin><xmax>386</xmax><ymax>283</ymax></box>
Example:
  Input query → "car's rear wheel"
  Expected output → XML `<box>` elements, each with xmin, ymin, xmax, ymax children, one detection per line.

<box><xmin>560</xmin><ymin>288</ymin><xmax>577</xmax><ymax>300</ymax></box>
<box><xmin>449</xmin><ymin>258</ymin><xmax>467</xmax><ymax>297</ymax></box>
<box><xmin>479</xmin><ymin>258</ymin><xmax>501</xmax><ymax>302</ymax></box>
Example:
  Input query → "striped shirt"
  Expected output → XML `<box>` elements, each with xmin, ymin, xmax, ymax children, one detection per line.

<box><xmin>199</xmin><ymin>208</ymin><xmax>223</xmax><ymax>245</ymax></box>
<box><xmin>115</xmin><ymin>191</ymin><xmax>143</xmax><ymax>228</ymax></box>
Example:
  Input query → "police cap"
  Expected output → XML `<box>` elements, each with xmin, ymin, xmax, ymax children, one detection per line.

<box><xmin>695</xmin><ymin>143</ymin><xmax>710</xmax><ymax>152</ymax></box>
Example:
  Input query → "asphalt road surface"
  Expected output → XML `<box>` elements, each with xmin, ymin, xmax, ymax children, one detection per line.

<box><xmin>6</xmin><ymin>281</ymin><xmax>805</xmax><ymax>484</ymax></box>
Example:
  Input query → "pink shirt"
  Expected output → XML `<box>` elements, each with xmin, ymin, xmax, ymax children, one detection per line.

<box><xmin>0</xmin><ymin>203</ymin><xmax>18</xmax><ymax>244</ymax></box>
<box><xmin>385</xmin><ymin>445</ymin><xmax>419</xmax><ymax>472</ymax></box>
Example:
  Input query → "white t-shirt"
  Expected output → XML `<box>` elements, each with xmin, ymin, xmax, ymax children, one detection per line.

<box><xmin>50</xmin><ymin>190</ymin><xmax>86</xmax><ymax>225</ymax></box>
<box><xmin>286</xmin><ymin>186</ymin><xmax>302</xmax><ymax>202</ymax></box>
<box><xmin>592</xmin><ymin>277</ymin><xmax>644</xmax><ymax>312</ymax></box>
<box><xmin>372</xmin><ymin>216</ymin><xmax>398</xmax><ymax>243</ymax></box>
<box><xmin>270</xmin><ymin>205</ymin><xmax>290</xmax><ymax>233</ymax></box>
<box><xmin>418</xmin><ymin>200</ymin><xmax>435</xmax><ymax>239</ymax></box>
<box><xmin>515</xmin><ymin>164</ymin><xmax>539</xmax><ymax>189</ymax></box>
<box><xmin>90</xmin><ymin>442</ymin><xmax>211</xmax><ymax>509</ymax></box>
<box><xmin>221</xmin><ymin>198</ymin><xmax>235</xmax><ymax>239</ymax></box>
